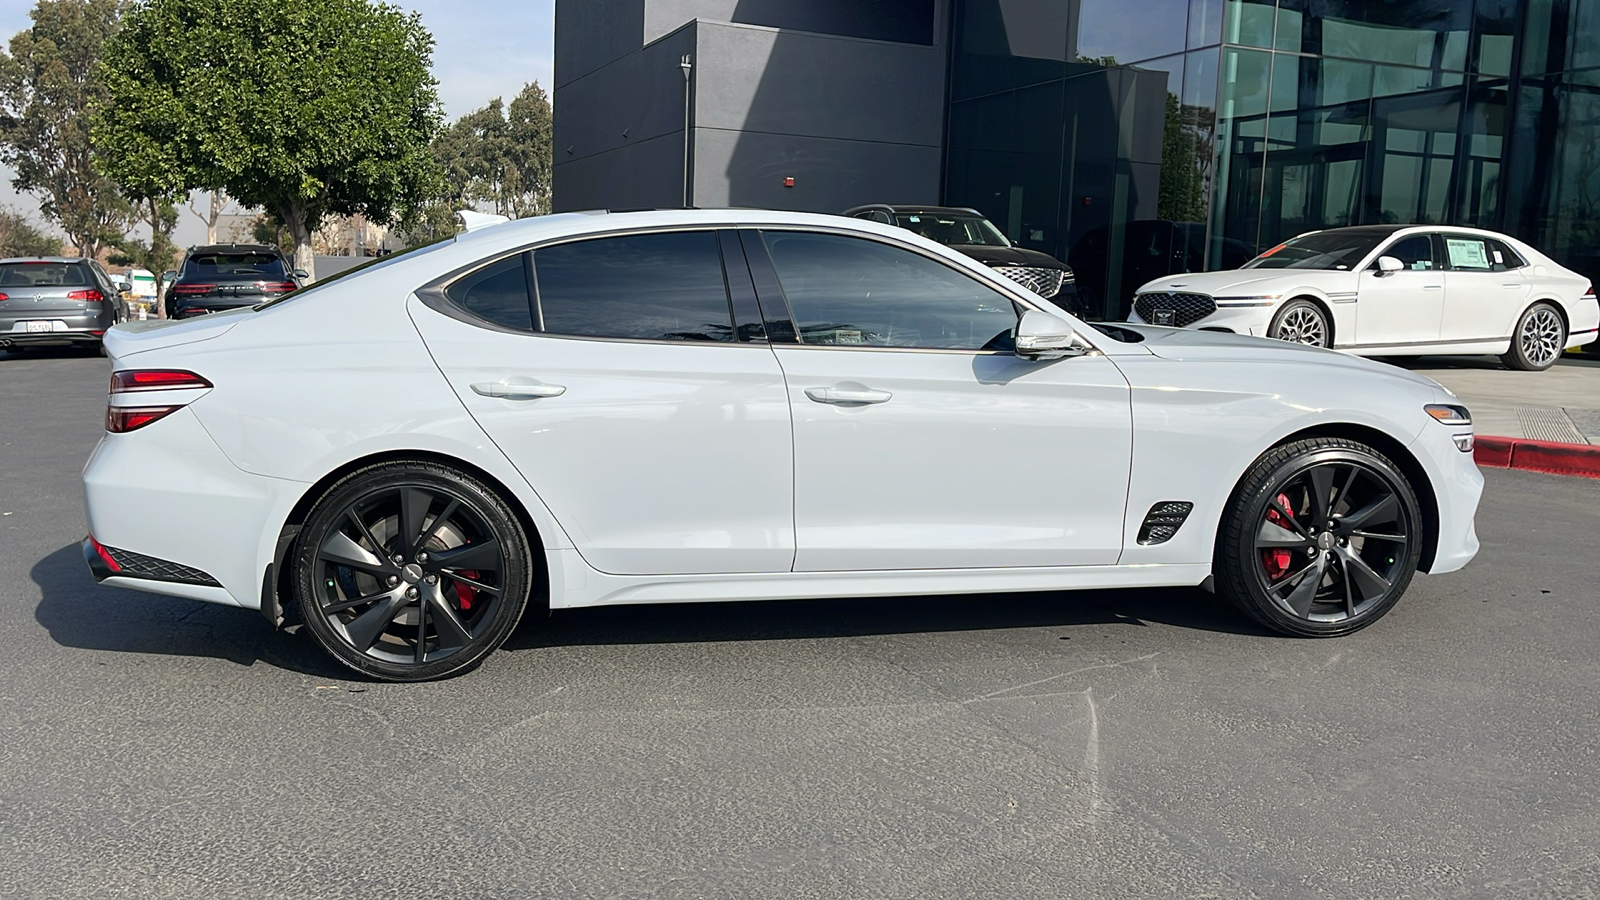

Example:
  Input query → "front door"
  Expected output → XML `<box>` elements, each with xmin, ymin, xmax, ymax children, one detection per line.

<box><xmin>1355</xmin><ymin>233</ymin><xmax>1445</xmax><ymax>347</ymax></box>
<box><xmin>749</xmin><ymin>229</ymin><xmax>1132</xmax><ymax>572</ymax></box>
<box><xmin>410</xmin><ymin>230</ymin><xmax>795</xmax><ymax>576</ymax></box>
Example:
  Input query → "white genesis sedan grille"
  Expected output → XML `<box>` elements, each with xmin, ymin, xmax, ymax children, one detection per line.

<box><xmin>1134</xmin><ymin>291</ymin><xmax>1217</xmax><ymax>327</ymax></box>
<box><xmin>992</xmin><ymin>265</ymin><xmax>1066</xmax><ymax>298</ymax></box>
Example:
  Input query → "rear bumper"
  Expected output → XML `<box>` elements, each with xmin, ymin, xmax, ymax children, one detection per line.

<box><xmin>1</xmin><ymin>330</ymin><xmax>104</xmax><ymax>347</ymax></box>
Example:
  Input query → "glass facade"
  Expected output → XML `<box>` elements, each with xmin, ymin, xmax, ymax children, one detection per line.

<box><xmin>945</xmin><ymin>0</ymin><xmax>1600</xmax><ymax>320</ymax></box>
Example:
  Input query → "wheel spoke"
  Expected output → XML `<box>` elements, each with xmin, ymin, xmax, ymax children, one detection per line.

<box><xmin>345</xmin><ymin>592</ymin><xmax>411</xmax><ymax>652</ymax></box>
<box><xmin>345</xmin><ymin>509</ymin><xmax>387</xmax><ymax>558</ymax></box>
<box><xmin>1340</xmin><ymin>554</ymin><xmax>1356</xmax><ymax>618</ymax></box>
<box><xmin>323</xmin><ymin>586</ymin><xmax>400</xmax><ymax>615</ymax></box>
<box><xmin>415</xmin><ymin>599</ymin><xmax>428</xmax><ymax>664</ymax></box>
<box><xmin>415</xmin><ymin>498</ymin><xmax>460</xmax><ymax>553</ymax></box>
<box><xmin>425</xmin><ymin>586</ymin><xmax>475</xmax><ymax>649</ymax></box>
<box><xmin>1342</xmin><ymin>492</ymin><xmax>1399</xmax><ymax>530</ymax></box>
<box><xmin>1268</xmin><ymin>500</ymin><xmax>1312</xmax><ymax>538</ymax></box>
<box><xmin>441</xmin><ymin>570</ymin><xmax>502</xmax><ymax>594</ymax></box>
<box><xmin>1308</xmin><ymin>465</ymin><xmax>1336</xmax><ymax>526</ymax></box>
<box><xmin>432</xmin><ymin>539</ymin><xmax>502</xmax><ymax>572</ymax></box>
<box><xmin>1339</xmin><ymin>548</ymin><xmax>1391</xmax><ymax>602</ymax></box>
<box><xmin>320</xmin><ymin>530</ymin><xmax>395</xmax><ymax>575</ymax></box>
<box><xmin>1279</xmin><ymin>553</ymin><xmax>1327</xmax><ymax>618</ymax></box>
<box><xmin>399</xmin><ymin>487</ymin><xmax>433</xmax><ymax>556</ymax></box>
<box><xmin>1334</xmin><ymin>465</ymin><xmax>1360</xmax><ymax>512</ymax></box>
<box><xmin>1351</xmin><ymin>530</ymin><xmax>1406</xmax><ymax>542</ymax></box>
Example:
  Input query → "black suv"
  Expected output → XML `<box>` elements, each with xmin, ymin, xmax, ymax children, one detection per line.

<box><xmin>843</xmin><ymin>205</ymin><xmax>1080</xmax><ymax>315</ymax></box>
<box><xmin>165</xmin><ymin>244</ymin><xmax>305</xmax><ymax>319</ymax></box>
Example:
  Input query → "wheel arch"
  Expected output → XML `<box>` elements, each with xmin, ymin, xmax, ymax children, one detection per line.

<box><xmin>1525</xmin><ymin>296</ymin><xmax>1570</xmax><ymax>334</ymax></box>
<box><xmin>1258</xmin><ymin>423</ymin><xmax>1441</xmax><ymax>572</ymax></box>
<box><xmin>263</xmin><ymin>449</ymin><xmax>551</xmax><ymax>628</ymax></box>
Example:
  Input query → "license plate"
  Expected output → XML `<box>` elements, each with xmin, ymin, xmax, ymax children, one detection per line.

<box><xmin>24</xmin><ymin>321</ymin><xmax>54</xmax><ymax>333</ymax></box>
<box><xmin>1152</xmin><ymin>309</ymin><xmax>1176</xmax><ymax>326</ymax></box>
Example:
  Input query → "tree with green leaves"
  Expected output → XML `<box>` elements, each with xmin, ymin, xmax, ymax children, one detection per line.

<box><xmin>109</xmin><ymin>194</ymin><xmax>179</xmax><ymax>312</ymax></box>
<box><xmin>92</xmin><ymin>0</ymin><xmax>447</xmax><ymax>280</ymax></box>
<box><xmin>0</xmin><ymin>206</ymin><xmax>63</xmax><ymax>256</ymax></box>
<box><xmin>0</xmin><ymin>0</ymin><xmax>131</xmax><ymax>259</ymax></box>
<box><xmin>433</xmin><ymin>82</ymin><xmax>553</xmax><ymax>220</ymax></box>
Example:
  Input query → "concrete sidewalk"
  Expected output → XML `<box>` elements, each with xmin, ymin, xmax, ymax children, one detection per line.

<box><xmin>1398</xmin><ymin>354</ymin><xmax>1600</xmax><ymax>444</ymax></box>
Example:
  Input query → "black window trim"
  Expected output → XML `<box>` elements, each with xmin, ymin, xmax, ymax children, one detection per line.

<box><xmin>1438</xmin><ymin>232</ymin><xmax>1523</xmax><ymax>272</ymax></box>
<box><xmin>1368</xmin><ymin>231</ymin><xmax>1440</xmax><ymax>272</ymax></box>
<box><xmin>417</xmin><ymin>225</ymin><xmax>756</xmax><ymax>347</ymax></box>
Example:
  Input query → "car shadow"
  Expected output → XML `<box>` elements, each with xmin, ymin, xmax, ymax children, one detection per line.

<box><xmin>31</xmin><ymin>543</ymin><xmax>347</xmax><ymax>679</ymax></box>
<box><xmin>506</xmin><ymin>583</ymin><xmax>1272</xmax><ymax>652</ymax></box>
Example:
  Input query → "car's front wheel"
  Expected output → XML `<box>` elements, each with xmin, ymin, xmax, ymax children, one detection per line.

<box><xmin>1268</xmin><ymin>299</ymin><xmax>1330</xmax><ymax>347</ymax></box>
<box><xmin>291</xmin><ymin>461</ymin><xmax>534</xmax><ymax>681</ymax></box>
<box><xmin>1215</xmin><ymin>437</ymin><xmax>1422</xmax><ymax>637</ymax></box>
<box><xmin>1501</xmin><ymin>302</ymin><xmax>1566</xmax><ymax>371</ymax></box>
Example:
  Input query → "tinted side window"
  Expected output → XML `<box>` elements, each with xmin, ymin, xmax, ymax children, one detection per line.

<box><xmin>1486</xmin><ymin>239</ymin><xmax>1526</xmax><ymax>271</ymax></box>
<box><xmin>1383</xmin><ymin>235</ymin><xmax>1436</xmax><ymax>270</ymax></box>
<box><xmin>1442</xmin><ymin>235</ymin><xmax>1498</xmax><ymax>271</ymax></box>
<box><xmin>445</xmin><ymin>255</ymin><xmax>534</xmax><ymax>330</ymax></box>
<box><xmin>534</xmin><ymin>232</ymin><xmax>733</xmax><ymax>342</ymax></box>
<box><xmin>760</xmin><ymin>231</ymin><xmax>1016</xmax><ymax>350</ymax></box>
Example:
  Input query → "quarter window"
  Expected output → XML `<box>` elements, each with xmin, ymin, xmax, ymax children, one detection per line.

<box><xmin>1383</xmin><ymin>235</ymin><xmax>1437</xmax><ymax>271</ymax></box>
<box><xmin>759</xmin><ymin>231</ymin><xmax>1017</xmax><ymax>350</ymax></box>
<box><xmin>444</xmin><ymin>255</ymin><xmax>534</xmax><ymax>330</ymax></box>
<box><xmin>534</xmin><ymin>232</ymin><xmax>734</xmax><ymax>342</ymax></box>
<box><xmin>1486</xmin><ymin>239</ymin><xmax>1526</xmax><ymax>271</ymax></box>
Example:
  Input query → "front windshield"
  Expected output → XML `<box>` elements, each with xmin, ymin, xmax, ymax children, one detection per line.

<box><xmin>1242</xmin><ymin>231</ymin><xmax>1388</xmax><ymax>270</ymax></box>
<box><xmin>894</xmin><ymin>213</ymin><xmax>1011</xmax><ymax>248</ymax></box>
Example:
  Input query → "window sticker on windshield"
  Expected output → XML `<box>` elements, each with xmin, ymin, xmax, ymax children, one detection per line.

<box><xmin>1446</xmin><ymin>238</ymin><xmax>1490</xmax><ymax>269</ymax></box>
<box><xmin>1257</xmin><ymin>242</ymin><xmax>1287</xmax><ymax>258</ymax></box>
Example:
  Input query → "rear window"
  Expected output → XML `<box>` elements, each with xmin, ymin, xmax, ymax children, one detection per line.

<box><xmin>183</xmin><ymin>252</ymin><xmax>288</xmax><ymax>280</ymax></box>
<box><xmin>0</xmin><ymin>262</ymin><xmax>93</xmax><ymax>287</ymax></box>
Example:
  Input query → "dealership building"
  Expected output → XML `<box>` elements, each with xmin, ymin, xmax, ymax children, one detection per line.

<box><xmin>553</xmin><ymin>0</ymin><xmax>1599</xmax><ymax>319</ymax></box>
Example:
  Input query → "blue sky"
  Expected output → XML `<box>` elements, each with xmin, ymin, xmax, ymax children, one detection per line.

<box><xmin>0</xmin><ymin>0</ymin><xmax>556</xmax><ymax>241</ymax></box>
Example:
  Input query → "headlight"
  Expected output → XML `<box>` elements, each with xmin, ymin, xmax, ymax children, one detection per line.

<box><xmin>1424</xmin><ymin>404</ymin><xmax>1472</xmax><ymax>426</ymax></box>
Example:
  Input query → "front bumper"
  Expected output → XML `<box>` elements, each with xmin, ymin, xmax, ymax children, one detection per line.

<box><xmin>1409</xmin><ymin>416</ymin><xmax>1483</xmax><ymax>575</ymax></box>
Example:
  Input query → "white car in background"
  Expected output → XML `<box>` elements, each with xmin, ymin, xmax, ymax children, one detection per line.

<box><xmin>84</xmin><ymin>210</ymin><xmax>1482</xmax><ymax>681</ymax></box>
<box><xmin>1129</xmin><ymin>225</ymin><xmax>1599</xmax><ymax>371</ymax></box>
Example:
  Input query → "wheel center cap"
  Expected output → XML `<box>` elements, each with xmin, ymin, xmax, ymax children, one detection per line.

<box><xmin>401</xmin><ymin>563</ymin><xmax>424</xmax><ymax>585</ymax></box>
<box><xmin>1317</xmin><ymin>532</ymin><xmax>1335</xmax><ymax>551</ymax></box>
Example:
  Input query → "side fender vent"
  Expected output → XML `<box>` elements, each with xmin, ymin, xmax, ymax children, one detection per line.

<box><xmin>1137</xmin><ymin>501</ymin><xmax>1194</xmax><ymax>545</ymax></box>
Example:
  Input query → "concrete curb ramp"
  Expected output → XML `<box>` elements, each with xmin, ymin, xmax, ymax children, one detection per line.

<box><xmin>1475</xmin><ymin>436</ymin><xmax>1600</xmax><ymax>480</ymax></box>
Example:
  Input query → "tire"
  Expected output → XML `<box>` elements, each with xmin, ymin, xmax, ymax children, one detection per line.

<box><xmin>1268</xmin><ymin>299</ymin><xmax>1330</xmax><ymax>347</ymax></box>
<box><xmin>1500</xmin><ymin>302</ymin><xmax>1566</xmax><ymax>371</ymax></box>
<box><xmin>1214</xmin><ymin>437</ymin><xmax>1423</xmax><ymax>637</ymax></box>
<box><xmin>291</xmin><ymin>461</ymin><xmax>534</xmax><ymax>681</ymax></box>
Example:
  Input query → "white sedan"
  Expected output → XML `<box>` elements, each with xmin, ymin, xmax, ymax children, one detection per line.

<box><xmin>1129</xmin><ymin>225</ymin><xmax>1599</xmax><ymax>370</ymax></box>
<box><xmin>83</xmin><ymin>210</ymin><xmax>1482</xmax><ymax>681</ymax></box>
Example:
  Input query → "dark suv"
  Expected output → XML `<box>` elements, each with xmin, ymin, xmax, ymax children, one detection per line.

<box><xmin>165</xmin><ymin>244</ymin><xmax>304</xmax><ymax>319</ymax></box>
<box><xmin>843</xmin><ymin>205</ymin><xmax>1080</xmax><ymax>315</ymax></box>
<box><xmin>0</xmin><ymin>257</ymin><xmax>126</xmax><ymax>353</ymax></box>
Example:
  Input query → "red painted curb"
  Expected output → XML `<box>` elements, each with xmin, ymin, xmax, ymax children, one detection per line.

<box><xmin>1474</xmin><ymin>435</ymin><xmax>1600</xmax><ymax>479</ymax></box>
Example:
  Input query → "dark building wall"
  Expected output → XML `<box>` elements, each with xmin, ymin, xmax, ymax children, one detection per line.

<box><xmin>554</xmin><ymin>0</ymin><xmax>645</xmax><ymax>88</ymax></box>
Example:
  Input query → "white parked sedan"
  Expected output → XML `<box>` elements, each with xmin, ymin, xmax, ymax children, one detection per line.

<box><xmin>83</xmin><ymin>210</ymin><xmax>1482</xmax><ymax>681</ymax></box>
<box><xmin>1129</xmin><ymin>225</ymin><xmax>1599</xmax><ymax>370</ymax></box>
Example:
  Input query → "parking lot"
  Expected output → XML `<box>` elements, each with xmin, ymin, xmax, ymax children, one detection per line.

<box><xmin>2</xmin><ymin>346</ymin><xmax>1598</xmax><ymax>899</ymax></box>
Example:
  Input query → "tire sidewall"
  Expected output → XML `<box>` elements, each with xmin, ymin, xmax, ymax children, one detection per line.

<box><xmin>293</xmin><ymin>462</ymin><xmax>533</xmax><ymax>681</ymax></box>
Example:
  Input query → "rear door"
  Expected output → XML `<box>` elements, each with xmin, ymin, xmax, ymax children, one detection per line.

<box><xmin>1439</xmin><ymin>234</ymin><xmax>1530</xmax><ymax>342</ymax></box>
<box><xmin>1354</xmin><ymin>233</ymin><xmax>1445</xmax><ymax>347</ymax></box>
<box><xmin>409</xmin><ymin>228</ymin><xmax>796</xmax><ymax>576</ymax></box>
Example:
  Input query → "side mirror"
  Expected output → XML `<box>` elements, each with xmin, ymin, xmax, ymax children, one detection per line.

<box><xmin>292</xmin><ymin>269</ymin><xmax>309</xmax><ymax>280</ymax></box>
<box><xmin>1376</xmin><ymin>255</ymin><xmax>1403</xmax><ymax>275</ymax></box>
<box><xmin>1015</xmin><ymin>309</ymin><xmax>1091</xmax><ymax>360</ymax></box>
<box><xmin>114</xmin><ymin>281</ymin><xmax>132</xmax><ymax>293</ymax></box>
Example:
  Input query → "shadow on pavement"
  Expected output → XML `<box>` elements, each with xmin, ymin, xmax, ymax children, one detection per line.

<box><xmin>31</xmin><ymin>543</ymin><xmax>347</xmax><ymax>679</ymax></box>
<box><xmin>507</xmin><ymin>584</ymin><xmax>1271</xmax><ymax>652</ymax></box>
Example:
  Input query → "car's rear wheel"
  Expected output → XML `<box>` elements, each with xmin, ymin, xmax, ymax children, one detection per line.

<box><xmin>1501</xmin><ymin>302</ymin><xmax>1565</xmax><ymax>371</ymax></box>
<box><xmin>1215</xmin><ymin>438</ymin><xmax>1422</xmax><ymax>637</ymax></box>
<box><xmin>1268</xmin><ymin>299</ymin><xmax>1330</xmax><ymax>347</ymax></box>
<box><xmin>291</xmin><ymin>461</ymin><xmax>533</xmax><ymax>681</ymax></box>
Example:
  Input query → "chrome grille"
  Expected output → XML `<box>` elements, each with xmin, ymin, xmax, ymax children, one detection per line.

<box><xmin>992</xmin><ymin>265</ymin><xmax>1066</xmax><ymax>298</ymax></box>
<box><xmin>1134</xmin><ymin>292</ymin><xmax>1216</xmax><ymax>327</ymax></box>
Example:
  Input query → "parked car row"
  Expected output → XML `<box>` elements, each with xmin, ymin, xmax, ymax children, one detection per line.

<box><xmin>0</xmin><ymin>257</ymin><xmax>129</xmax><ymax>353</ymax></box>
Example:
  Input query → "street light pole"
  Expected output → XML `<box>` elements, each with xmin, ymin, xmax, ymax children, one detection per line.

<box><xmin>680</xmin><ymin>54</ymin><xmax>693</xmax><ymax>209</ymax></box>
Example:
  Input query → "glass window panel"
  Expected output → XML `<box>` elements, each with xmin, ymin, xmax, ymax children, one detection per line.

<box><xmin>1443</xmin><ymin>235</ymin><xmax>1494</xmax><ymax>269</ymax></box>
<box><xmin>1211</xmin><ymin>46</ymin><xmax>1275</xmax><ymax>264</ymax></box>
<box><xmin>1577</xmin><ymin>0</ymin><xmax>1600</xmax><ymax>71</ymax></box>
<box><xmin>1075</xmin><ymin>0</ymin><xmax>1188</xmax><ymax>64</ymax></box>
<box><xmin>535</xmin><ymin>232</ymin><xmax>734</xmax><ymax>342</ymax></box>
<box><xmin>444</xmin><ymin>256</ymin><xmax>533</xmax><ymax>331</ymax></box>
<box><xmin>1284</xmin><ymin>0</ymin><xmax>1470</xmax><ymax>70</ymax></box>
<box><xmin>1472</xmin><ymin>0</ymin><xmax>1518</xmax><ymax>76</ymax></box>
<box><xmin>1189</xmin><ymin>0</ymin><xmax>1226</xmax><ymax>48</ymax></box>
<box><xmin>1223</xmin><ymin>0</ymin><xmax>1277</xmax><ymax>48</ymax></box>
<box><xmin>760</xmin><ymin>231</ymin><xmax>1017</xmax><ymax>351</ymax></box>
<box><xmin>1385</xmin><ymin>235</ymin><xmax>1437</xmax><ymax>269</ymax></box>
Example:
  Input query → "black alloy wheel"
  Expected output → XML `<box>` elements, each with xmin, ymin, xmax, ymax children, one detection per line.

<box><xmin>1216</xmin><ymin>438</ymin><xmax>1422</xmax><ymax>637</ymax></box>
<box><xmin>1269</xmin><ymin>299</ymin><xmax>1330</xmax><ymax>347</ymax></box>
<box><xmin>292</xmin><ymin>461</ymin><xmax>533</xmax><ymax>681</ymax></box>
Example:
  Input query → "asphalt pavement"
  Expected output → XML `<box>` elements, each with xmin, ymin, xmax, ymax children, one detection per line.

<box><xmin>2</xmin><ymin>346</ymin><xmax>1598</xmax><ymax>899</ymax></box>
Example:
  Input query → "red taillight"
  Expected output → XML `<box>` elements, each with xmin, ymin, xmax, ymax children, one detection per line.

<box><xmin>261</xmin><ymin>281</ymin><xmax>298</xmax><ymax>293</ymax></box>
<box><xmin>171</xmin><ymin>284</ymin><xmax>215</xmax><ymax>295</ymax></box>
<box><xmin>88</xmin><ymin>536</ymin><xmax>122</xmax><ymax>572</ymax></box>
<box><xmin>110</xmin><ymin>369</ymin><xmax>213</xmax><ymax>393</ymax></box>
<box><xmin>0</xmin><ymin>292</ymin><xmax>8</xmax><ymax>301</ymax></box>
<box><xmin>1583</xmin><ymin>284</ymin><xmax>1595</xmax><ymax>301</ymax></box>
<box><xmin>68</xmin><ymin>289</ymin><xmax>104</xmax><ymax>301</ymax></box>
<box><xmin>106</xmin><ymin>406</ymin><xmax>182</xmax><ymax>433</ymax></box>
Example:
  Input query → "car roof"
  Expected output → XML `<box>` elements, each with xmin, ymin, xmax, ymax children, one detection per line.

<box><xmin>0</xmin><ymin>257</ymin><xmax>91</xmax><ymax>264</ymax></box>
<box><xmin>842</xmin><ymin>204</ymin><xmax>987</xmax><ymax>218</ymax></box>
<box><xmin>186</xmin><ymin>243</ymin><xmax>286</xmax><ymax>255</ymax></box>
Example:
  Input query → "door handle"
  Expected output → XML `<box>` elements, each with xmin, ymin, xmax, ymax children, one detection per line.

<box><xmin>1422</xmin><ymin>285</ymin><xmax>1443</xmax><ymax>291</ymax></box>
<box><xmin>804</xmin><ymin>386</ymin><xmax>892</xmax><ymax>405</ymax></box>
<box><xmin>471</xmin><ymin>381</ymin><xmax>566</xmax><ymax>400</ymax></box>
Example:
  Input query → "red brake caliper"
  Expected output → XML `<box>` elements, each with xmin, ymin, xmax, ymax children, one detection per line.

<box><xmin>453</xmin><ymin>571</ymin><xmax>480</xmax><ymax>612</ymax></box>
<box><xmin>1262</xmin><ymin>493</ymin><xmax>1294</xmax><ymax>580</ymax></box>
